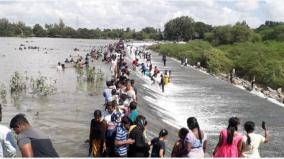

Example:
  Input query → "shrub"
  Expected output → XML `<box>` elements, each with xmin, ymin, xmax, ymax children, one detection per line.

<box><xmin>10</xmin><ymin>72</ymin><xmax>26</xmax><ymax>93</ymax></box>
<box><xmin>150</xmin><ymin>40</ymin><xmax>284</xmax><ymax>89</ymax></box>
<box><xmin>150</xmin><ymin>40</ymin><xmax>232</xmax><ymax>74</ymax></box>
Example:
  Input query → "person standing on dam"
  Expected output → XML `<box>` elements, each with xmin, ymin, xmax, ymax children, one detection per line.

<box><xmin>162</xmin><ymin>55</ymin><xmax>167</xmax><ymax>66</ymax></box>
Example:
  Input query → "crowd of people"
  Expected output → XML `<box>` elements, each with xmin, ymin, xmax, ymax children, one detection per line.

<box><xmin>88</xmin><ymin>41</ymin><xmax>154</xmax><ymax>157</ymax></box>
<box><xmin>87</xmin><ymin>40</ymin><xmax>270</xmax><ymax>158</ymax></box>
<box><xmin>130</xmin><ymin>46</ymin><xmax>172</xmax><ymax>92</ymax></box>
<box><xmin>0</xmin><ymin>114</ymin><xmax>270</xmax><ymax>158</ymax></box>
<box><xmin>0</xmin><ymin>40</ymin><xmax>270</xmax><ymax>158</ymax></box>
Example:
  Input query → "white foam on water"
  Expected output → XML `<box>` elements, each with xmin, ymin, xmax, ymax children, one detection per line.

<box><xmin>128</xmin><ymin>41</ymin><xmax>157</xmax><ymax>47</ymax></box>
<box><xmin>169</xmin><ymin>51</ymin><xmax>284</xmax><ymax>109</ymax></box>
<box><xmin>250</xmin><ymin>89</ymin><xmax>266</xmax><ymax>98</ymax></box>
<box><xmin>267</xmin><ymin>98</ymin><xmax>284</xmax><ymax>108</ymax></box>
<box><xmin>250</xmin><ymin>89</ymin><xmax>284</xmax><ymax>107</ymax></box>
<box><xmin>128</xmin><ymin>43</ymin><xmax>225</xmax><ymax>133</ymax></box>
<box><xmin>142</xmin><ymin>82</ymin><xmax>219</xmax><ymax>132</ymax></box>
<box><xmin>161</xmin><ymin>48</ymin><xmax>284</xmax><ymax>108</ymax></box>
<box><xmin>162</xmin><ymin>119</ymin><xmax>182</xmax><ymax>129</ymax></box>
<box><xmin>234</xmin><ymin>84</ymin><xmax>246</xmax><ymax>90</ymax></box>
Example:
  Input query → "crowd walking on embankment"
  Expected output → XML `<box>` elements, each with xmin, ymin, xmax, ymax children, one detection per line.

<box><xmin>0</xmin><ymin>40</ymin><xmax>270</xmax><ymax>157</ymax></box>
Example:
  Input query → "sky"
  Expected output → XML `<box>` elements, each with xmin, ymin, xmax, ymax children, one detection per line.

<box><xmin>0</xmin><ymin>0</ymin><xmax>283</xmax><ymax>30</ymax></box>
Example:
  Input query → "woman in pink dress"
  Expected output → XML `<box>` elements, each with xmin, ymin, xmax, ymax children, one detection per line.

<box><xmin>213</xmin><ymin>117</ymin><xmax>243</xmax><ymax>157</ymax></box>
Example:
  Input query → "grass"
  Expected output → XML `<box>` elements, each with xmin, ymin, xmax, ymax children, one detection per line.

<box><xmin>149</xmin><ymin>40</ymin><xmax>284</xmax><ymax>89</ymax></box>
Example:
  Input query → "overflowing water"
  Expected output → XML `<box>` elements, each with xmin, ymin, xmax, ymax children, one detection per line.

<box><xmin>127</xmin><ymin>42</ymin><xmax>284</xmax><ymax>157</ymax></box>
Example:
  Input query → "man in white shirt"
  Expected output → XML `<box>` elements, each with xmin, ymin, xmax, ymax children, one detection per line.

<box><xmin>0</xmin><ymin>124</ymin><xmax>17</xmax><ymax>157</ymax></box>
<box><xmin>125</xmin><ymin>80</ymin><xmax>136</xmax><ymax>102</ymax></box>
<box><xmin>56</xmin><ymin>62</ymin><xmax>62</xmax><ymax>71</ymax></box>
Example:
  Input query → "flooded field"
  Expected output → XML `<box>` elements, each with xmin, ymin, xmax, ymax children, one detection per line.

<box><xmin>0</xmin><ymin>37</ymin><xmax>114</xmax><ymax>156</ymax></box>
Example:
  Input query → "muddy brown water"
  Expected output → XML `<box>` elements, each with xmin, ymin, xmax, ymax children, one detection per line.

<box><xmin>1</xmin><ymin>38</ymin><xmax>284</xmax><ymax>157</ymax></box>
<box><xmin>0</xmin><ymin>37</ymin><xmax>115</xmax><ymax>157</ymax></box>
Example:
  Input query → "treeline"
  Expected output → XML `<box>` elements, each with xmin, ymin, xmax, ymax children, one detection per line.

<box><xmin>1</xmin><ymin>16</ymin><xmax>284</xmax><ymax>43</ymax></box>
<box><xmin>163</xmin><ymin>16</ymin><xmax>284</xmax><ymax>45</ymax></box>
<box><xmin>0</xmin><ymin>18</ymin><xmax>163</xmax><ymax>40</ymax></box>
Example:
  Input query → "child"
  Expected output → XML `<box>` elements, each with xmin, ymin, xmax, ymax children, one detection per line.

<box><xmin>171</xmin><ymin>128</ymin><xmax>189</xmax><ymax>157</ymax></box>
<box><xmin>151</xmin><ymin>129</ymin><xmax>168</xmax><ymax>157</ymax></box>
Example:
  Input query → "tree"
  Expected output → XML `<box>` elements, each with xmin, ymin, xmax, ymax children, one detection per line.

<box><xmin>194</xmin><ymin>22</ymin><xmax>212</xmax><ymax>39</ymax></box>
<box><xmin>33</xmin><ymin>24</ymin><xmax>46</xmax><ymax>37</ymax></box>
<box><xmin>164</xmin><ymin>16</ymin><xmax>195</xmax><ymax>41</ymax></box>
<box><xmin>62</xmin><ymin>26</ymin><xmax>77</xmax><ymax>38</ymax></box>
<box><xmin>206</xmin><ymin>22</ymin><xmax>253</xmax><ymax>45</ymax></box>
<box><xmin>15</xmin><ymin>22</ymin><xmax>32</xmax><ymax>37</ymax></box>
<box><xmin>0</xmin><ymin>18</ymin><xmax>12</xmax><ymax>36</ymax></box>
<box><xmin>77</xmin><ymin>28</ymin><xmax>91</xmax><ymax>39</ymax></box>
<box><xmin>210</xmin><ymin>25</ymin><xmax>234</xmax><ymax>45</ymax></box>
<box><xmin>140</xmin><ymin>27</ymin><xmax>162</xmax><ymax>40</ymax></box>
<box><xmin>141</xmin><ymin>27</ymin><xmax>157</xmax><ymax>34</ymax></box>
<box><xmin>59</xmin><ymin>19</ymin><xmax>65</xmax><ymax>30</ymax></box>
<box><xmin>126</xmin><ymin>27</ymin><xmax>131</xmax><ymax>32</ymax></box>
<box><xmin>133</xmin><ymin>32</ymin><xmax>147</xmax><ymax>40</ymax></box>
<box><xmin>231</xmin><ymin>22</ymin><xmax>252</xmax><ymax>43</ymax></box>
<box><xmin>93</xmin><ymin>28</ymin><xmax>102</xmax><ymax>38</ymax></box>
<box><xmin>204</xmin><ymin>32</ymin><xmax>214</xmax><ymax>42</ymax></box>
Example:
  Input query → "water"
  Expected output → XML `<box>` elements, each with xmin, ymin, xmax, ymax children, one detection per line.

<box><xmin>0</xmin><ymin>38</ymin><xmax>283</xmax><ymax>157</ymax></box>
<box><xmin>0</xmin><ymin>37</ymin><xmax>115</xmax><ymax>156</ymax></box>
<box><xmin>128</xmin><ymin>43</ymin><xmax>284</xmax><ymax>157</ymax></box>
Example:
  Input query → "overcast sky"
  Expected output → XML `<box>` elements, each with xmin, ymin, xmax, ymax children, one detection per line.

<box><xmin>0</xmin><ymin>0</ymin><xmax>283</xmax><ymax>30</ymax></box>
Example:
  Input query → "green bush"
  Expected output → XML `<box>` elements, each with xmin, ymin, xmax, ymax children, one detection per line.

<box><xmin>10</xmin><ymin>72</ymin><xmax>26</xmax><ymax>93</ymax></box>
<box><xmin>150</xmin><ymin>40</ymin><xmax>232</xmax><ymax>74</ymax></box>
<box><xmin>150</xmin><ymin>40</ymin><xmax>284</xmax><ymax>89</ymax></box>
<box><xmin>207</xmin><ymin>48</ymin><xmax>233</xmax><ymax>74</ymax></box>
<box><xmin>219</xmin><ymin>41</ymin><xmax>284</xmax><ymax>88</ymax></box>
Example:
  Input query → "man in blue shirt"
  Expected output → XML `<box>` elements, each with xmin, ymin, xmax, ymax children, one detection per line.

<box><xmin>114</xmin><ymin>116</ymin><xmax>134</xmax><ymax>157</ymax></box>
<box><xmin>141</xmin><ymin>63</ymin><xmax>147</xmax><ymax>76</ymax></box>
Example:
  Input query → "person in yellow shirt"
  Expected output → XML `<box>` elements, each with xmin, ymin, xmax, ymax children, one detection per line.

<box><xmin>163</xmin><ymin>71</ymin><xmax>170</xmax><ymax>85</ymax></box>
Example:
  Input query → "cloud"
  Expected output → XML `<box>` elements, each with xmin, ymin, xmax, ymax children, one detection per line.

<box><xmin>0</xmin><ymin>0</ymin><xmax>279</xmax><ymax>30</ymax></box>
<box><xmin>234</xmin><ymin>0</ymin><xmax>260</xmax><ymax>11</ymax></box>
<box><xmin>266</xmin><ymin>0</ymin><xmax>284</xmax><ymax>22</ymax></box>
